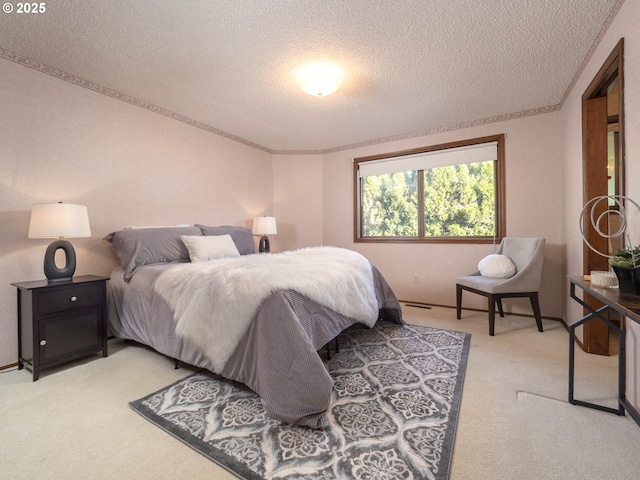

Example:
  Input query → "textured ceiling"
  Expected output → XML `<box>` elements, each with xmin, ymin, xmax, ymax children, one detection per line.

<box><xmin>0</xmin><ymin>0</ymin><xmax>623</xmax><ymax>153</ymax></box>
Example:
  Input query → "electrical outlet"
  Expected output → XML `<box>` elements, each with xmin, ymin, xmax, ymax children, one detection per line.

<box><xmin>413</xmin><ymin>274</ymin><xmax>420</xmax><ymax>284</ymax></box>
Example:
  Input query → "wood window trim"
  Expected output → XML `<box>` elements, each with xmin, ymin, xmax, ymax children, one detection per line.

<box><xmin>353</xmin><ymin>134</ymin><xmax>506</xmax><ymax>244</ymax></box>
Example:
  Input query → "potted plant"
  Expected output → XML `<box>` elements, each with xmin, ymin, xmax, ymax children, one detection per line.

<box><xmin>609</xmin><ymin>246</ymin><xmax>640</xmax><ymax>295</ymax></box>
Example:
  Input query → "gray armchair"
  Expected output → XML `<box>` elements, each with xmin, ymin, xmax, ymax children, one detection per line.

<box><xmin>456</xmin><ymin>237</ymin><xmax>545</xmax><ymax>335</ymax></box>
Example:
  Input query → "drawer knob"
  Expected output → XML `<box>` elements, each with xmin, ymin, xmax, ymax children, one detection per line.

<box><xmin>40</xmin><ymin>340</ymin><xmax>47</xmax><ymax>346</ymax></box>
<box><xmin>70</xmin><ymin>296</ymin><xmax>77</xmax><ymax>302</ymax></box>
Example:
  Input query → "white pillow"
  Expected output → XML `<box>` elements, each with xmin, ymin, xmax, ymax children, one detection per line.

<box><xmin>478</xmin><ymin>254</ymin><xmax>516</xmax><ymax>278</ymax></box>
<box><xmin>180</xmin><ymin>234</ymin><xmax>240</xmax><ymax>262</ymax></box>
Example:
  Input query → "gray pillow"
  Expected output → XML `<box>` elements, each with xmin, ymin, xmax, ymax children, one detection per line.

<box><xmin>104</xmin><ymin>226</ymin><xmax>202</xmax><ymax>281</ymax></box>
<box><xmin>195</xmin><ymin>225</ymin><xmax>255</xmax><ymax>255</ymax></box>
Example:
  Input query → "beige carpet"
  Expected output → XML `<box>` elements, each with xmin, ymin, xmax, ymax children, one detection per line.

<box><xmin>1</xmin><ymin>306</ymin><xmax>639</xmax><ymax>479</ymax></box>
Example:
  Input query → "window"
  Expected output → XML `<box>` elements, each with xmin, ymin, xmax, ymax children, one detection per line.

<box><xmin>354</xmin><ymin>134</ymin><xmax>505</xmax><ymax>243</ymax></box>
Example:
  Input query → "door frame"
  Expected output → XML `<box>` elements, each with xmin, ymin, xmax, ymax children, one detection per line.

<box><xmin>580</xmin><ymin>38</ymin><xmax>625</xmax><ymax>355</ymax></box>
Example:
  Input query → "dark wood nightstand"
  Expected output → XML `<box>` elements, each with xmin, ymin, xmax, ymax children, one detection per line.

<box><xmin>11</xmin><ymin>275</ymin><xmax>109</xmax><ymax>381</ymax></box>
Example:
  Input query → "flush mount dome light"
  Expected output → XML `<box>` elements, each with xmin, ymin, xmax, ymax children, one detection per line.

<box><xmin>300</xmin><ymin>63</ymin><xmax>342</xmax><ymax>97</ymax></box>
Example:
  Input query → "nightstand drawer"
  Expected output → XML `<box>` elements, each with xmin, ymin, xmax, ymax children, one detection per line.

<box><xmin>37</xmin><ymin>283</ymin><xmax>103</xmax><ymax>315</ymax></box>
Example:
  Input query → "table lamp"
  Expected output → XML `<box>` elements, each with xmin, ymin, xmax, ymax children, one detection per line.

<box><xmin>252</xmin><ymin>216</ymin><xmax>277</xmax><ymax>253</ymax></box>
<box><xmin>28</xmin><ymin>202</ymin><xmax>92</xmax><ymax>281</ymax></box>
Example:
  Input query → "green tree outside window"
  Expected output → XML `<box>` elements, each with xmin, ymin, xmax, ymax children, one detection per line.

<box><xmin>355</xmin><ymin>135</ymin><xmax>504</xmax><ymax>242</ymax></box>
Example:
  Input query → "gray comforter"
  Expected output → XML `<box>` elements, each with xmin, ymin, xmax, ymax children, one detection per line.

<box><xmin>108</xmin><ymin>262</ymin><xmax>402</xmax><ymax>428</ymax></box>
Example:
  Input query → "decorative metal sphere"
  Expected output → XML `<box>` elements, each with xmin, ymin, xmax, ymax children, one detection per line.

<box><xmin>579</xmin><ymin>195</ymin><xmax>640</xmax><ymax>259</ymax></box>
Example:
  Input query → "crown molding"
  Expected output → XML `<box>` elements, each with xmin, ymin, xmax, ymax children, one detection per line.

<box><xmin>558</xmin><ymin>0</ymin><xmax>625</xmax><ymax>107</ymax></box>
<box><xmin>1</xmin><ymin>47</ymin><xmax>560</xmax><ymax>156</ymax></box>
<box><xmin>0</xmin><ymin>47</ymin><xmax>273</xmax><ymax>153</ymax></box>
<box><xmin>271</xmin><ymin>105</ymin><xmax>560</xmax><ymax>155</ymax></box>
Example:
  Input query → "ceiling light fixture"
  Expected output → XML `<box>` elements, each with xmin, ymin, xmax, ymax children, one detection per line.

<box><xmin>300</xmin><ymin>63</ymin><xmax>342</xmax><ymax>97</ymax></box>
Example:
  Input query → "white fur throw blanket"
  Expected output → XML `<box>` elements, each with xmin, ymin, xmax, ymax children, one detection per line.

<box><xmin>153</xmin><ymin>246</ymin><xmax>379</xmax><ymax>372</ymax></box>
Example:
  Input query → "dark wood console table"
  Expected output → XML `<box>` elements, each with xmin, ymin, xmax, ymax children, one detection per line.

<box><xmin>568</xmin><ymin>275</ymin><xmax>640</xmax><ymax>427</ymax></box>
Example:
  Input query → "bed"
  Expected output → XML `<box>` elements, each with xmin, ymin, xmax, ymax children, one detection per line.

<box><xmin>104</xmin><ymin>225</ymin><xmax>403</xmax><ymax>428</ymax></box>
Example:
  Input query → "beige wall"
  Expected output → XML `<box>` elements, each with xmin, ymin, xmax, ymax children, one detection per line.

<box><xmin>0</xmin><ymin>58</ymin><xmax>273</xmax><ymax>367</ymax></box>
<box><xmin>272</xmin><ymin>113</ymin><xmax>564</xmax><ymax>318</ymax></box>
<box><xmin>272</xmin><ymin>154</ymin><xmax>323</xmax><ymax>252</ymax></box>
<box><xmin>313</xmin><ymin>113</ymin><xmax>563</xmax><ymax>317</ymax></box>
<box><xmin>559</xmin><ymin>0</ymin><xmax>640</xmax><ymax>413</ymax></box>
<box><xmin>561</xmin><ymin>0</ymin><xmax>640</xmax><ymax>325</ymax></box>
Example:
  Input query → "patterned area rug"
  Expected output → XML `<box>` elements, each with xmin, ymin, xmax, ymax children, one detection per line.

<box><xmin>130</xmin><ymin>322</ymin><xmax>470</xmax><ymax>479</ymax></box>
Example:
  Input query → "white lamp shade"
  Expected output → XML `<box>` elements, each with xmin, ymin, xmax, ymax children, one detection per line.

<box><xmin>28</xmin><ymin>203</ymin><xmax>92</xmax><ymax>239</ymax></box>
<box><xmin>252</xmin><ymin>216</ymin><xmax>277</xmax><ymax>236</ymax></box>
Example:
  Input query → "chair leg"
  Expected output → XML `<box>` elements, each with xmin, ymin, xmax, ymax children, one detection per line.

<box><xmin>488</xmin><ymin>295</ymin><xmax>496</xmax><ymax>336</ymax></box>
<box><xmin>496</xmin><ymin>298</ymin><xmax>505</xmax><ymax>317</ymax></box>
<box><xmin>530</xmin><ymin>292</ymin><xmax>543</xmax><ymax>332</ymax></box>
<box><xmin>456</xmin><ymin>284</ymin><xmax>463</xmax><ymax>319</ymax></box>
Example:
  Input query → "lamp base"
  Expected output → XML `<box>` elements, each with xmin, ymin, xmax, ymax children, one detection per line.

<box><xmin>258</xmin><ymin>235</ymin><xmax>270</xmax><ymax>253</ymax></box>
<box><xmin>44</xmin><ymin>240</ymin><xmax>76</xmax><ymax>282</ymax></box>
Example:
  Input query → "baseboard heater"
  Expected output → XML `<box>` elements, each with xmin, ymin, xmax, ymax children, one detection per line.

<box><xmin>404</xmin><ymin>303</ymin><xmax>432</xmax><ymax>309</ymax></box>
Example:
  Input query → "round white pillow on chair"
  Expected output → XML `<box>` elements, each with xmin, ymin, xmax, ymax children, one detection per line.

<box><xmin>478</xmin><ymin>254</ymin><xmax>516</xmax><ymax>278</ymax></box>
